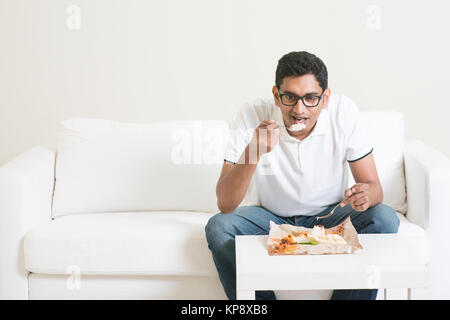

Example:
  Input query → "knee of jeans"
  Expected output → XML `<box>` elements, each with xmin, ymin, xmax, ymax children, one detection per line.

<box><xmin>367</xmin><ymin>204</ymin><xmax>400</xmax><ymax>233</ymax></box>
<box><xmin>205</xmin><ymin>212</ymin><xmax>236</xmax><ymax>246</ymax></box>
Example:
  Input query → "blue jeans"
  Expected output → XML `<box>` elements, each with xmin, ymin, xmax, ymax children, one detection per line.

<box><xmin>205</xmin><ymin>203</ymin><xmax>400</xmax><ymax>300</ymax></box>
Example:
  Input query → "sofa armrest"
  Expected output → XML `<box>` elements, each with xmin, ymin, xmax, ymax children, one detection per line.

<box><xmin>404</xmin><ymin>140</ymin><xmax>450</xmax><ymax>231</ymax></box>
<box><xmin>404</xmin><ymin>140</ymin><xmax>450</xmax><ymax>299</ymax></box>
<box><xmin>0</xmin><ymin>146</ymin><xmax>55</xmax><ymax>299</ymax></box>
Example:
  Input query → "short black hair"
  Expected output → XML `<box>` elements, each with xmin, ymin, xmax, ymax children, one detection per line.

<box><xmin>275</xmin><ymin>51</ymin><xmax>328</xmax><ymax>92</ymax></box>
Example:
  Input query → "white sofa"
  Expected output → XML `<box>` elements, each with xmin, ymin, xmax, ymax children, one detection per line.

<box><xmin>1</xmin><ymin>111</ymin><xmax>450</xmax><ymax>300</ymax></box>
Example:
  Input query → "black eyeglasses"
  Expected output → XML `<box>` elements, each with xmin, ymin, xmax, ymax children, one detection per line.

<box><xmin>277</xmin><ymin>88</ymin><xmax>325</xmax><ymax>107</ymax></box>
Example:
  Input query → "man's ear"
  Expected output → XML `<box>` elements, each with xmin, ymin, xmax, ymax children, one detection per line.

<box><xmin>272</xmin><ymin>85</ymin><xmax>281</xmax><ymax>107</ymax></box>
<box><xmin>321</xmin><ymin>88</ymin><xmax>331</xmax><ymax>109</ymax></box>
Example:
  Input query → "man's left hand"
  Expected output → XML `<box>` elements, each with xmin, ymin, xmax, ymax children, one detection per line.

<box><xmin>340</xmin><ymin>183</ymin><xmax>370</xmax><ymax>212</ymax></box>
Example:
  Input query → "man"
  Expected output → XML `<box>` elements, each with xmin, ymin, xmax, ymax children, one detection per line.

<box><xmin>205</xmin><ymin>51</ymin><xmax>399</xmax><ymax>300</ymax></box>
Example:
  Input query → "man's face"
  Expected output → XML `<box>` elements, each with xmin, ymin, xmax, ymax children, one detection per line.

<box><xmin>272</xmin><ymin>74</ymin><xmax>331</xmax><ymax>140</ymax></box>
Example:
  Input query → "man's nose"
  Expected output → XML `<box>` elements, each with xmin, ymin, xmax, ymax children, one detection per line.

<box><xmin>293</xmin><ymin>98</ymin><xmax>307</xmax><ymax>113</ymax></box>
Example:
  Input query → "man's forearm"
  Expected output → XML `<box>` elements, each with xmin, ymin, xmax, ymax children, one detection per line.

<box><xmin>216</xmin><ymin>144</ymin><xmax>260</xmax><ymax>213</ymax></box>
<box><xmin>368</xmin><ymin>181</ymin><xmax>383</xmax><ymax>207</ymax></box>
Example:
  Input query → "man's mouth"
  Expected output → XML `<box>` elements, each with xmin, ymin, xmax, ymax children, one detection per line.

<box><xmin>291</xmin><ymin>115</ymin><xmax>308</xmax><ymax>124</ymax></box>
<box><xmin>286</xmin><ymin>115</ymin><xmax>308</xmax><ymax>132</ymax></box>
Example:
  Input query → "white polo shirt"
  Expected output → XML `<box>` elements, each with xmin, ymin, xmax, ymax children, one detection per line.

<box><xmin>224</xmin><ymin>94</ymin><xmax>373</xmax><ymax>217</ymax></box>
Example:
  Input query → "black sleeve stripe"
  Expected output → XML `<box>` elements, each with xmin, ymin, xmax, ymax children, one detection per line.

<box><xmin>347</xmin><ymin>148</ymin><xmax>374</xmax><ymax>163</ymax></box>
<box><xmin>224</xmin><ymin>159</ymin><xmax>236</xmax><ymax>165</ymax></box>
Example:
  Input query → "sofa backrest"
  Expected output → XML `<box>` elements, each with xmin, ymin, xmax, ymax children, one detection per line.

<box><xmin>52</xmin><ymin>119</ymin><xmax>228</xmax><ymax>218</ymax></box>
<box><xmin>241</xmin><ymin>110</ymin><xmax>407</xmax><ymax>215</ymax></box>
<box><xmin>53</xmin><ymin>111</ymin><xmax>407</xmax><ymax>218</ymax></box>
<box><xmin>346</xmin><ymin>110</ymin><xmax>407</xmax><ymax>214</ymax></box>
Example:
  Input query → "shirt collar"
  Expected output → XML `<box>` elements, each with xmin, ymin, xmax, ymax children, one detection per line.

<box><xmin>273</xmin><ymin>106</ymin><xmax>330</xmax><ymax>142</ymax></box>
<box><xmin>310</xmin><ymin>108</ymin><xmax>330</xmax><ymax>137</ymax></box>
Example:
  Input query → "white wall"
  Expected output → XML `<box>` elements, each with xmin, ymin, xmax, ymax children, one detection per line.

<box><xmin>1</xmin><ymin>0</ymin><xmax>449</xmax><ymax>165</ymax></box>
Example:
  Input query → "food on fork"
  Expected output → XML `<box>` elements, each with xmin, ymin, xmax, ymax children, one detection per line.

<box><xmin>287</xmin><ymin>122</ymin><xmax>306</xmax><ymax>132</ymax></box>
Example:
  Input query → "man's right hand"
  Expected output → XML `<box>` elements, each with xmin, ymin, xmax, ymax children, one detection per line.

<box><xmin>249</xmin><ymin>119</ymin><xmax>281</xmax><ymax>161</ymax></box>
<box><xmin>217</xmin><ymin>119</ymin><xmax>281</xmax><ymax>212</ymax></box>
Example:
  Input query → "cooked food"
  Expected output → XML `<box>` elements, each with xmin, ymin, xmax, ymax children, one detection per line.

<box><xmin>287</xmin><ymin>122</ymin><xmax>306</xmax><ymax>132</ymax></box>
<box><xmin>271</xmin><ymin>225</ymin><xmax>347</xmax><ymax>254</ymax></box>
<box><xmin>267</xmin><ymin>218</ymin><xmax>363</xmax><ymax>255</ymax></box>
<box><xmin>307</xmin><ymin>225</ymin><xmax>347</xmax><ymax>245</ymax></box>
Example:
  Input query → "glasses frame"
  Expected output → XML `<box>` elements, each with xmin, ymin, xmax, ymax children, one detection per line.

<box><xmin>277</xmin><ymin>88</ymin><xmax>325</xmax><ymax>108</ymax></box>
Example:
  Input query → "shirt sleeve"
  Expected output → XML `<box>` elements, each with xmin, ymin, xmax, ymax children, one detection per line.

<box><xmin>223</xmin><ymin>105</ymin><xmax>254</xmax><ymax>164</ymax></box>
<box><xmin>342</xmin><ymin>97</ymin><xmax>373</xmax><ymax>162</ymax></box>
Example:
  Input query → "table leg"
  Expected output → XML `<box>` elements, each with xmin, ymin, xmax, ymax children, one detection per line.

<box><xmin>236</xmin><ymin>290</ymin><xmax>255</xmax><ymax>300</ymax></box>
<box><xmin>407</xmin><ymin>288</ymin><xmax>412</xmax><ymax>300</ymax></box>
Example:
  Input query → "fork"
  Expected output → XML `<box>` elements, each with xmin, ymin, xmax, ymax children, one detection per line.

<box><xmin>316</xmin><ymin>202</ymin><xmax>343</xmax><ymax>220</ymax></box>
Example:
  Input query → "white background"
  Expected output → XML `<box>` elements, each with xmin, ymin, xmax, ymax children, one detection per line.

<box><xmin>1</xmin><ymin>0</ymin><xmax>449</xmax><ymax>164</ymax></box>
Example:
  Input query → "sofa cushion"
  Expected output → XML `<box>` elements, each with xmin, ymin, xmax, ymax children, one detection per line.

<box><xmin>28</xmin><ymin>273</ymin><xmax>228</xmax><ymax>300</ymax></box>
<box><xmin>52</xmin><ymin>119</ymin><xmax>228</xmax><ymax>217</ymax></box>
<box><xmin>346</xmin><ymin>110</ymin><xmax>407</xmax><ymax>214</ymax></box>
<box><xmin>24</xmin><ymin>212</ymin><xmax>218</xmax><ymax>276</ymax></box>
<box><xmin>238</xmin><ymin>107</ymin><xmax>408</xmax><ymax>215</ymax></box>
<box><xmin>24</xmin><ymin>211</ymin><xmax>426</xmax><ymax>276</ymax></box>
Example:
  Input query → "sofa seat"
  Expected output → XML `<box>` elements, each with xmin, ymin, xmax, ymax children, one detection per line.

<box><xmin>24</xmin><ymin>211</ymin><xmax>218</xmax><ymax>276</ymax></box>
<box><xmin>24</xmin><ymin>211</ymin><xmax>427</xmax><ymax>277</ymax></box>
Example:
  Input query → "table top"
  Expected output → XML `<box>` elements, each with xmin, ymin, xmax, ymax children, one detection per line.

<box><xmin>235</xmin><ymin>234</ymin><xmax>428</xmax><ymax>291</ymax></box>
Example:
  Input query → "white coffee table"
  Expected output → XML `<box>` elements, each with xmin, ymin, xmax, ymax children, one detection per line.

<box><xmin>235</xmin><ymin>234</ymin><xmax>428</xmax><ymax>300</ymax></box>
